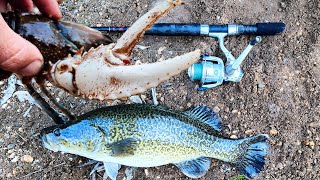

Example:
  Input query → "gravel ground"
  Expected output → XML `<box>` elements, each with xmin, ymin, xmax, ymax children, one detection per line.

<box><xmin>0</xmin><ymin>0</ymin><xmax>319</xmax><ymax>179</ymax></box>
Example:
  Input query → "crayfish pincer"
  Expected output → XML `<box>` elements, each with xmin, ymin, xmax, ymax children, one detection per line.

<box><xmin>49</xmin><ymin>0</ymin><xmax>201</xmax><ymax>100</ymax></box>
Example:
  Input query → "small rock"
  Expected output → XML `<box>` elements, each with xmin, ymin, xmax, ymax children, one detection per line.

<box><xmin>230</xmin><ymin>135</ymin><xmax>238</xmax><ymax>139</ymax></box>
<box><xmin>46</xmin><ymin>82</ymin><xmax>53</xmax><ymax>87</ymax></box>
<box><xmin>304</xmin><ymin>140</ymin><xmax>316</xmax><ymax>149</ymax></box>
<box><xmin>129</xmin><ymin>96</ymin><xmax>142</xmax><ymax>104</ymax></box>
<box><xmin>144</xmin><ymin>169</ymin><xmax>149</xmax><ymax>176</ymax></box>
<box><xmin>22</xmin><ymin>155</ymin><xmax>34</xmax><ymax>163</ymax></box>
<box><xmin>7</xmin><ymin>149</ymin><xmax>14</xmax><ymax>154</ymax></box>
<box><xmin>269</xmin><ymin>129</ymin><xmax>278</xmax><ymax>135</ymax></box>
<box><xmin>140</xmin><ymin>95</ymin><xmax>146</xmax><ymax>101</ymax></box>
<box><xmin>8</xmin><ymin>152</ymin><xmax>15</xmax><ymax>159</ymax></box>
<box><xmin>187</xmin><ymin>103</ymin><xmax>192</xmax><ymax>107</ymax></box>
<box><xmin>231</xmin><ymin>109</ymin><xmax>238</xmax><ymax>114</ymax></box>
<box><xmin>6</xmin><ymin>173</ymin><xmax>12</xmax><ymax>178</ymax></box>
<box><xmin>11</xmin><ymin>156</ymin><xmax>19</xmax><ymax>163</ymax></box>
<box><xmin>18</xmin><ymin>127</ymin><xmax>23</xmax><ymax>132</ymax></box>
<box><xmin>213</xmin><ymin>106</ymin><xmax>220</xmax><ymax>113</ymax></box>
<box><xmin>157</xmin><ymin>47</ymin><xmax>166</xmax><ymax>55</ymax></box>
<box><xmin>1</xmin><ymin>103</ymin><xmax>7</xmax><ymax>109</ymax></box>
<box><xmin>280</xmin><ymin>2</ymin><xmax>286</xmax><ymax>8</ymax></box>
<box><xmin>258</xmin><ymin>82</ymin><xmax>265</xmax><ymax>89</ymax></box>
<box><xmin>7</xmin><ymin>144</ymin><xmax>15</xmax><ymax>149</ymax></box>
<box><xmin>245</xmin><ymin>129</ymin><xmax>254</xmax><ymax>135</ymax></box>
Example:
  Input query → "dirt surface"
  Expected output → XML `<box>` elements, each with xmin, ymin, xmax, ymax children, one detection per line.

<box><xmin>0</xmin><ymin>0</ymin><xmax>319</xmax><ymax>179</ymax></box>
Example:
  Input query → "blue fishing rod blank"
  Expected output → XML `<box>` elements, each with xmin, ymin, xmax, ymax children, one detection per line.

<box><xmin>93</xmin><ymin>22</ymin><xmax>285</xmax><ymax>36</ymax></box>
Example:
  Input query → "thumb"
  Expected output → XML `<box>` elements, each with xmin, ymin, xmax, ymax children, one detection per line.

<box><xmin>0</xmin><ymin>15</ymin><xmax>43</xmax><ymax>77</ymax></box>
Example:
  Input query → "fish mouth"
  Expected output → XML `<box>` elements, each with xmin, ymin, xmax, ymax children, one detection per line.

<box><xmin>40</xmin><ymin>133</ymin><xmax>59</xmax><ymax>152</ymax></box>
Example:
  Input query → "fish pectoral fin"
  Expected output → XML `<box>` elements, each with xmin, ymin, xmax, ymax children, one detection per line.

<box><xmin>103</xmin><ymin>162</ymin><xmax>121</xmax><ymax>180</ymax></box>
<box><xmin>174</xmin><ymin>157</ymin><xmax>211</xmax><ymax>178</ymax></box>
<box><xmin>183</xmin><ymin>105</ymin><xmax>222</xmax><ymax>132</ymax></box>
<box><xmin>109</xmin><ymin>138</ymin><xmax>137</xmax><ymax>156</ymax></box>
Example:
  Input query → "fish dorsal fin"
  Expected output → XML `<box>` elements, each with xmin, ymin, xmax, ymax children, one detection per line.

<box><xmin>183</xmin><ymin>105</ymin><xmax>222</xmax><ymax>132</ymax></box>
<box><xmin>108</xmin><ymin>138</ymin><xmax>137</xmax><ymax>156</ymax></box>
<box><xmin>103</xmin><ymin>162</ymin><xmax>121</xmax><ymax>180</ymax></box>
<box><xmin>174</xmin><ymin>157</ymin><xmax>211</xmax><ymax>178</ymax></box>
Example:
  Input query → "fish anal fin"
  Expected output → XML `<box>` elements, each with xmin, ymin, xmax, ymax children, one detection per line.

<box><xmin>109</xmin><ymin>138</ymin><xmax>137</xmax><ymax>156</ymax></box>
<box><xmin>103</xmin><ymin>162</ymin><xmax>121</xmax><ymax>180</ymax></box>
<box><xmin>174</xmin><ymin>157</ymin><xmax>211</xmax><ymax>178</ymax></box>
<box><xmin>183</xmin><ymin>105</ymin><xmax>222</xmax><ymax>132</ymax></box>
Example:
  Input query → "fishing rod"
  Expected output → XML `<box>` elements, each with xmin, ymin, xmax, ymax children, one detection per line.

<box><xmin>93</xmin><ymin>22</ymin><xmax>286</xmax><ymax>90</ymax></box>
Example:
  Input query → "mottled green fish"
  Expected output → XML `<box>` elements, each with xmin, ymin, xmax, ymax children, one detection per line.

<box><xmin>41</xmin><ymin>104</ymin><xmax>269</xmax><ymax>179</ymax></box>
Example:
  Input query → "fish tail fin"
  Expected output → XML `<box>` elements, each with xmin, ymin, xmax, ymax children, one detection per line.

<box><xmin>235</xmin><ymin>134</ymin><xmax>269</xmax><ymax>179</ymax></box>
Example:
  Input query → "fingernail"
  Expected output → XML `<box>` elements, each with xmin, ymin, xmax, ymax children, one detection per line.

<box><xmin>19</xmin><ymin>60</ymin><xmax>43</xmax><ymax>76</ymax></box>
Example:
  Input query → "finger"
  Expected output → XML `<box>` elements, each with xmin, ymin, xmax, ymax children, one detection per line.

<box><xmin>33</xmin><ymin>0</ymin><xmax>62</xmax><ymax>19</ymax></box>
<box><xmin>8</xmin><ymin>0</ymin><xmax>33</xmax><ymax>12</ymax></box>
<box><xmin>0</xmin><ymin>15</ymin><xmax>43</xmax><ymax>77</ymax></box>
<box><xmin>0</xmin><ymin>0</ymin><xmax>8</xmax><ymax>12</ymax></box>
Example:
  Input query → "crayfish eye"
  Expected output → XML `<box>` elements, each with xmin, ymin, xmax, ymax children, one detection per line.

<box><xmin>53</xmin><ymin>129</ymin><xmax>61</xmax><ymax>137</ymax></box>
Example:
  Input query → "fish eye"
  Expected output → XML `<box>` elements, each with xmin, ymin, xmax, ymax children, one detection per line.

<box><xmin>53</xmin><ymin>128</ymin><xmax>61</xmax><ymax>137</ymax></box>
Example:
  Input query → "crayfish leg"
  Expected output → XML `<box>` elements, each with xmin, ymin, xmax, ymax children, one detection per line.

<box><xmin>36</xmin><ymin>76</ymin><xmax>77</xmax><ymax>121</ymax></box>
<box><xmin>22</xmin><ymin>77</ymin><xmax>66</xmax><ymax>124</ymax></box>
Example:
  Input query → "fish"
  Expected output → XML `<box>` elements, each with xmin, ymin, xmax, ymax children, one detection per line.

<box><xmin>41</xmin><ymin>104</ymin><xmax>269</xmax><ymax>179</ymax></box>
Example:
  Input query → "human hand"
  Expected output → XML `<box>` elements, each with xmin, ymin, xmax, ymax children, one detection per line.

<box><xmin>0</xmin><ymin>0</ymin><xmax>62</xmax><ymax>77</ymax></box>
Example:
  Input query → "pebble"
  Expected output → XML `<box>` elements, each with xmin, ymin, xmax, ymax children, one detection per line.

<box><xmin>7</xmin><ymin>144</ymin><xmax>15</xmax><ymax>149</ymax></box>
<box><xmin>213</xmin><ymin>106</ymin><xmax>220</xmax><ymax>113</ymax></box>
<box><xmin>270</xmin><ymin>129</ymin><xmax>278</xmax><ymax>135</ymax></box>
<box><xmin>7</xmin><ymin>149</ymin><xmax>14</xmax><ymax>154</ymax></box>
<box><xmin>230</xmin><ymin>135</ymin><xmax>238</xmax><ymax>139</ymax></box>
<box><xmin>6</xmin><ymin>173</ymin><xmax>12</xmax><ymax>178</ymax></box>
<box><xmin>231</xmin><ymin>109</ymin><xmax>238</xmax><ymax>114</ymax></box>
<box><xmin>245</xmin><ymin>129</ymin><xmax>254</xmax><ymax>135</ymax></box>
<box><xmin>144</xmin><ymin>169</ymin><xmax>149</xmax><ymax>176</ymax></box>
<box><xmin>18</xmin><ymin>127</ymin><xmax>23</xmax><ymax>133</ymax></box>
<box><xmin>1</xmin><ymin>104</ymin><xmax>7</xmax><ymax>109</ymax></box>
<box><xmin>129</xmin><ymin>96</ymin><xmax>142</xmax><ymax>104</ymax></box>
<box><xmin>8</xmin><ymin>152</ymin><xmax>15</xmax><ymax>159</ymax></box>
<box><xmin>304</xmin><ymin>140</ymin><xmax>315</xmax><ymax>149</ymax></box>
<box><xmin>22</xmin><ymin>155</ymin><xmax>34</xmax><ymax>163</ymax></box>
<box><xmin>11</xmin><ymin>156</ymin><xmax>19</xmax><ymax>163</ymax></box>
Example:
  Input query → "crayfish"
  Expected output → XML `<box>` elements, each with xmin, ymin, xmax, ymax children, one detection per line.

<box><xmin>1</xmin><ymin>0</ymin><xmax>200</xmax><ymax>124</ymax></box>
